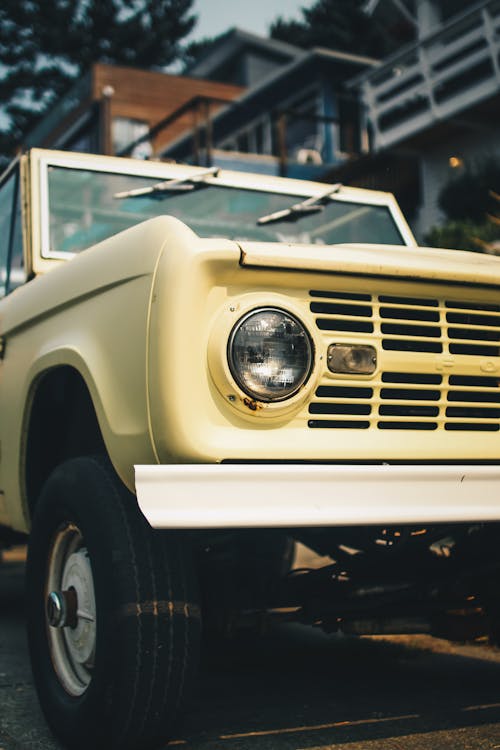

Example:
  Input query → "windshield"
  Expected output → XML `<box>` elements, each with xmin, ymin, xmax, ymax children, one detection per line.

<box><xmin>46</xmin><ymin>166</ymin><xmax>405</xmax><ymax>255</ymax></box>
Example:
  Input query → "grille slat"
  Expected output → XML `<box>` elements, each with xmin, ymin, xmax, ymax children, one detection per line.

<box><xmin>311</xmin><ymin>301</ymin><xmax>373</xmax><ymax>317</ymax></box>
<box><xmin>379</xmin><ymin>405</ymin><xmax>439</xmax><ymax>417</ymax></box>
<box><xmin>380</xmin><ymin>306</ymin><xmax>440</xmax><ymax>322</ymax></box>
<box><xmin>381</xmin><ymin>323</ymin><xmax>441</xmax><ymax>338</ymax></box>
<box><xmin>378</xmin><ymin>421</ymin><xmax>438</xmax><ymax>430</ymax></box>
<box><xmin>450</xmin><ymin>375</ymin><xmax>499</xmax><ymax>386</ymax></box>
<box><xmin>448</xmin><ymin>390</ymin><xmax>500</xmax><ymax>403</ymax></box>
<box><xmin>445</xmin><ymin>301</ymin><xmax>500</xmax><ymax>313</ymax></box>
<box><xmin>310</xmin><ymin>289</ymin><xmax>372</xmax><ymax>302</ymax></box>
<box><xmin>448</xmin><ymin>326</ymin><xmax>500</xmax><ymax>342</ymax></box>
<box><xmin>382</xmin><ymin>339</ymin><xmax>443</xmax><ymax>353</ymax></box>
<box><xmin>309</xmin><ymin>403</ymin><xmax>372</xmax><ymax>416</ymax></box>
<box><xmin>446</xmin><ymin>406</ymin><xmax>500</xmax><ymax>419</ymax></box>
<box><xmin>449</xmin><ymin>343</ymin><xmax>500</xmax><ymax>356</ymax></box>
<box><xmin>316</xmin><ymin>318</ymin><xmax>374</xmax><ymax>333</ymax></box>
<box><xmin>380</xmin><ymin>387</ymin><xmax>441</xmax><ymax>401</ymax></box>
<box><xmin>447</xmin><ymin>311</ymin><xmax>500</xmax><ymax>327</ymax></box>
<box><xmin>379</xmin><ymin>295</ymin><xmax>439</xmax><ymax>307</ymax></box>
<box><xmin>316</xmin><ymin>386</ymin><xmax>373</xmax><ymax>399</ymax></box>
<box><xmin>308</xmin><ymin>419</ymin><xmax>370</xmax><ymax>429</ymax></box>
<box><xmin>382</xmin><ymin>372</ymin><xmax>442</xmax><ymax>385</ymax></box>
<box><xmin>445</xmin><ymin>423</ymin><xmax>500</xmax><ymax>432</ymax></box>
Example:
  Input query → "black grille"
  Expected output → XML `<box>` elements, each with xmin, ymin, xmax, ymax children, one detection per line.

<box><xmin>446</xmin><ymin>375</ymin><xmax>500</xmax><ymax>432</ymax></box>
<box><xmin>377</xmin><ymin>373</ymin><xmax>440</xmax><ymax>430</ymax></box>
<box><xmin>308</xmin><ymin>373</ymin><xmax>500</xmax><ymax>432</ymax></box>
<box><xmin>446</xmin><ymin>303</ymin><xmax>500</xmax><ymax>357</ymax></box>
<box><xmin>309</xmin><ymin>291</ymin><xmax>500</xmax><ymax>356</ymax></box>
<box><xmin>308</xmin><ymin>290</ymin><xmax>500</xmax><ymax>432</ymax></box>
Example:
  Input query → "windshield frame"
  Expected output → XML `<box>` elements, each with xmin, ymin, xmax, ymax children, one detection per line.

<box><xmin>34</xmin><ymin>148</ymin><xmax>416</xmax><ymax>266</ymax></box>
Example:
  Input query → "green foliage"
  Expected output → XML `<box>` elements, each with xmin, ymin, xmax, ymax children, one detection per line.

<box><xmin>424</xmin><ymin>220</ymin><xmax>500</xmax><ymax>254</ymax></box>
<box><xmin>425</xmin><ymin>158</ymin><xmax>500</xmax><ymax>254</ymax></box>
<box><xmin>270</xmin><ymin>0</ymin><xmax>413</xmax><ymax>59</ymax></box>
<box><xmin>0</xmin><ymin>0</ymin><xmax>196</xmax><ymax>167</ymax></box>
<box><xmin>183</xmin><ymin>34</ymin><xmax>224</xmax><ymax>71</ymax></box>
<box><xmin>438</xmin><ymin>159</ymin><xmax>500</xmax><ymax>223</ymax></box>
<box><xmin>269</xmin><ymin>0</ymin><xmax>479</xmax><ymax>61</ymax></box>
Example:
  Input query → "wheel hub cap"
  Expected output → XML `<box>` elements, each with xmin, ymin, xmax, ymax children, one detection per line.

<box><xmin>46</xmin><ymin>526</ymin><xmax>97</xmax><ymax>696</ymax></box>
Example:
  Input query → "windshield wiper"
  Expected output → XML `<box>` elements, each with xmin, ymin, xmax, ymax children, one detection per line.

<box><xmin>113</xmin><ymin>166</ymin><xmax>220</xmax><ymax>199</ymax></box>
<box><xmin>257</xmin><ymin>183</ymin><xmax>342</xmax><ymax>225</ymax></box>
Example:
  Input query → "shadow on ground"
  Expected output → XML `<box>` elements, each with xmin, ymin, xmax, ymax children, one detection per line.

<box><xmin>176</xmin><ymin>618</ymin><xmax>500</xmax><ymax>748</ymax></box>
<box><xmin>1</xmin><ymin>557</ymin><xmax>500</xmax><ymax>750</ymax></box>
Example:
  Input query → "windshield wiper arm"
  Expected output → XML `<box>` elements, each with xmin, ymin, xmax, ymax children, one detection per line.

<box><xmin>114</xmin><ymin>166</ymin><xmax>220</xmax><ymax>199</ymax></box>
<box><xmin>257</xmin><ymin>183</ymin><xmax>342</xmax><ymax>225</ymax></box>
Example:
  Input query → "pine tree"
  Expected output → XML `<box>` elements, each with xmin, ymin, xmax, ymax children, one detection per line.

<box><xmin>183</xmin><ymin>33</ymin><xmax>224</xmax><ymax>72</ymax></box>
<box><xmin>0</xmin><ymin>0</ymin><xmax>196</xmax><ymax>167</ymax></box>
<box><xmin>270</xmin><ymin>0</ymin><xmax>413</xmax><ymax>59</ymax></box>
<box><xmin>269</xmin><ymin>0</ymin><xmax>479</xmax><ymax>59</ymax></box>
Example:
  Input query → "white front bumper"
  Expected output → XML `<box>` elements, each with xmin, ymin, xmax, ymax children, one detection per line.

<box><xmin>134</xmin><ymin>464</ymin><xmax>500</xmax><ymax>529</ymax></box>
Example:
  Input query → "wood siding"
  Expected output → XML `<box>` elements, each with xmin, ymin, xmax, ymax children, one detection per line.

<box><xmin>92</xmin><ymin>63</ymin><xmax>244</xmax><ymax>155</ymax></box>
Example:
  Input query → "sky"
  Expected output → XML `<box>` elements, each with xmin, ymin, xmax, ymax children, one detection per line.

<box><xmin>187</xmin><ymin>0</ymin><xmax>311</xmax><ymax>41</ymax></box>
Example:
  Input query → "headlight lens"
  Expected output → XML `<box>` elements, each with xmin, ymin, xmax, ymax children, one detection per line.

<box><xmin>228</xmin><ymin>308</ymin><xmax>313</xmax><ymax>402</ymax></box>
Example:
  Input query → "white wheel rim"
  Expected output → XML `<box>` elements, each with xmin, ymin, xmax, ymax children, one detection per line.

<box><xmin>45</xmin><ymin>523</ymin><xmax>97</xmax><ymax>696</ymax></box>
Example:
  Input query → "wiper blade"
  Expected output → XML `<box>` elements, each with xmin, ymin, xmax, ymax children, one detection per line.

<box><xmin>114</xmin><ymin>166</ymin><xmax>220</xmax><ymax>199</ymax></box>
<box><xmin>257</xmin><ymin>183</ymin><xmax>342</xmax><ymax>225</ymax></box>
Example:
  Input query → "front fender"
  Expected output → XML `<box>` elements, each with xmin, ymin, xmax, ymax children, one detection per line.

<box><xmin>0</xmin><ymin>217</ymin><xmax>177</xmax><ymax>531</ymax></box>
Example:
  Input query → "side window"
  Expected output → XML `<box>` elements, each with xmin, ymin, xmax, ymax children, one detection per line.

<box><xmin>8</xmin><ymin>180</ymin><xmax>25</xmax><ymax>292</ymax></box>
<box><xmin>0</xmin><ymin>170</ymin><xmax>16</xmax><ymax>297</ymax></box>
<box><xmin>0</xmin><ymin>165</ymin><xmax>25</xmax><ymax>297</ymax></box>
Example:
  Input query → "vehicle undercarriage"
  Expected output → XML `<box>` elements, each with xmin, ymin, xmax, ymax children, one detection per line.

<box><xmin>198</xmin><ymin>521</ymin><xmax>500</xmax><ymax>644</ymax></box>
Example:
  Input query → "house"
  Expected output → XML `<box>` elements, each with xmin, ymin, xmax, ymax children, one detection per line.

<box><xmin>21</xmin><ymin>29</ymin><xmax>377</xmax><ymax>183</ymax></box>
<box><xmin>186</xmin><ymin>27</ymin><xmax>302</xmax><ymax>87</ymax></box>
<box><xmin>161</xmin><ymin>40</ymin><xmax>378</xmax><ymax>180</ymax></box>
<box><xmin>340</xmin><ymin>0</ymin><xmax>500</xmax><ymax>239</ymax></box>
<box><xmin>21</xmin><ymin>30</ymin><xmax>299</xmax><ymax>162</ymax></box>
<box><xmin>23</xmin><ymin>63</ymin><xmax>243</xmax><ymax>159</ymax></box>
<box><xmin>23</xmin><ymin>1</ymin><xmax>499</xmax><ymax>242</ymax></box>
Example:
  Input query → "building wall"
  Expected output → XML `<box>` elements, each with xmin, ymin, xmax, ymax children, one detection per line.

<box><xmin>243</xmin><ymin>52</ymin><xmax>285</xmax><ymax>87</ymax></box>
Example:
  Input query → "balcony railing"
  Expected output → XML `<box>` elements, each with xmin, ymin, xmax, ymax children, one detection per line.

<box><xmin>355</xmin><ymin>0</ymin><xmax>500</xmax><ymax>150</ymax></box>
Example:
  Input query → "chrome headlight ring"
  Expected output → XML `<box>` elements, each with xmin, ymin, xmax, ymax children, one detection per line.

<box><xmin>227</xmin><ymin>307</ymin><xmax>314</xmax><ymax>403</ymax></box>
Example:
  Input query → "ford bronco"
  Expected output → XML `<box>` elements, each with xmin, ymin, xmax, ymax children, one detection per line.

<box><xmin>1</xmin><ymin>149</ymin><xmax>500</xmax><ymax>749</ymax></box>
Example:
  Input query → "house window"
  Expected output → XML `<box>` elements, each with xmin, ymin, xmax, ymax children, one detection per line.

<box><xmin>218</xmin><ymin>115</ymin><xmax>273</xmax><ymax>156</ymax></box>
<box><xmin>286</xmin><ymin>91</ymin><xmax>322</xmax><ymax>157</ymax></box>
<box><xmin>270</xmin><ymin>89</ymin><xmax>322</xmax><ymax>160</ymax></box>
<box><xmin>112</xmin><ymin>117</ymin><xmax>152</xmax><ymax>159</ymax></box>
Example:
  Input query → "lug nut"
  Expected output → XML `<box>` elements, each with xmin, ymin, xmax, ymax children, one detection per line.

<box><xmin>46</xmin><ymin>589</ymin><xmax>78</xmax><ymax>629</ymax></box>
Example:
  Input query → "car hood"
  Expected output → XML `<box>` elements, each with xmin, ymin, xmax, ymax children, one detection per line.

<box><xmin>238</xmin><ymin>241</ymin><xmax>500</xmax><ymax>288</ymax></box>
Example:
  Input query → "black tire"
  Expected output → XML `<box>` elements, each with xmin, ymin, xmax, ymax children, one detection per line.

<box><xmin>26</xmin><ymin>456</ymin><xmax>201</xmax><ymax>750</ymax></box>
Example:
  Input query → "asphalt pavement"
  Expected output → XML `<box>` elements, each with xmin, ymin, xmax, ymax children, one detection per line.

<box><xmin>1</xmin><ymin>549</ymin><xmax>500</xmax><ymax>750</ymax></box>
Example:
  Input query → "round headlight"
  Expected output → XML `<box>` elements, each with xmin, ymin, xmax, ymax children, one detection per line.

<box><xmin>228</xmin><ymin>308</ymin><xmax>313</xmax><ymax>402</ymax></box>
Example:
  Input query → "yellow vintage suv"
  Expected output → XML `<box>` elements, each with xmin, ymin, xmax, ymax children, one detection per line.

<box><xmin>1</xmin><ymin>149</ymin><xmax>500</xmax><ymax>750</ymax></box>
